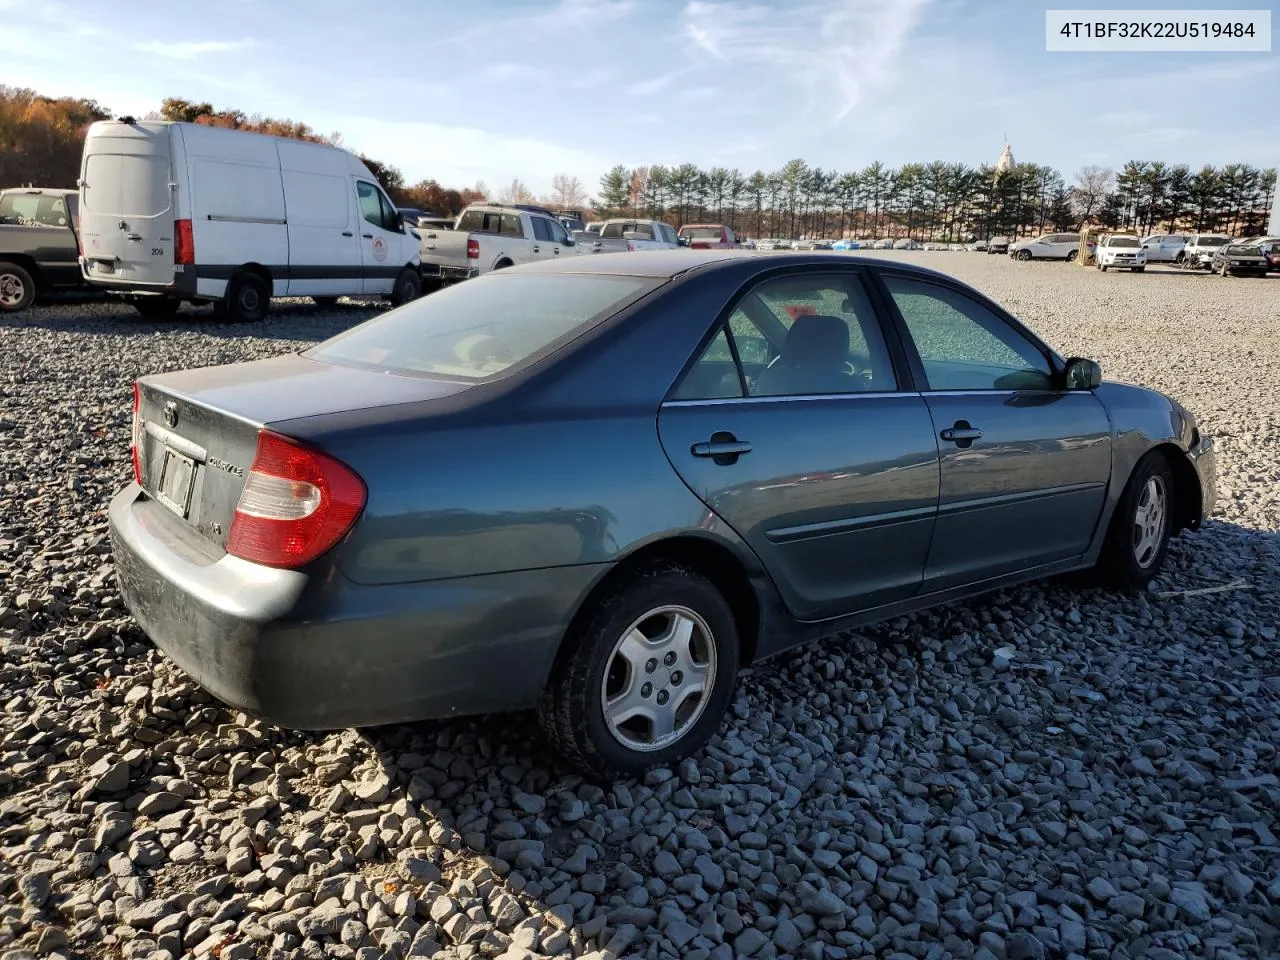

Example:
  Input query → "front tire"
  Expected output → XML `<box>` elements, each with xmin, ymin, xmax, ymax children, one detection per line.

<box><xmin>1095</xmin><ymin>453</ymin><xmax>1175</xmax><ymax>590</ymax></box>
<box><xmin>1016</xmin><ymin>249</ymin><xmax>1031</xmax><ymax>261</ymax></box>
<box><xmin>1219</xmin><ymin>262</ymin><xmax>1229</xmax><ymax>277</ymax></box>
<box><xmin>1100</xmin><ymin>263</ymin><xmax>1108</xmax><ymax>272</ymax></box>
<box><xmin>221</xmin><ymin>272</ymin><xmax>270</xmax><ymax>322</ymax></box>
<box><xmin>538</xmin><ymin>563</ymin><xmax>740</xmax><ymax>779</ymax></box>
<box><xmin>0</xmin><ymin>261</ymin><xmax>35</xmax><ymax>313</ymax></box>
<box><xmin>390</xmin><ymin>267</ymin><xmax>422</xmax><ymax>307</ymax></box>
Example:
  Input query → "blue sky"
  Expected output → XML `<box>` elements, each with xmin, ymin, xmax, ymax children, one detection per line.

<box><xmin>3</xmin><ymin>0</ymin><xmax>1276</xmax><ymax>198</ymax></box>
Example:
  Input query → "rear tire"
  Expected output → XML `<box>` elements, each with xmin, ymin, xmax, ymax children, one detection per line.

<box><xmin>0</xmin><ymin>261</ymin><xmax>35</xmax><ymax>313</ymax></box>
<box><xmin>132</xmin><ymin>298</ymin><xmax>181</xmax><ymax>320</ymax></box>
<box><xmin>1134</xmin><ymin>266</ymin><xmax>1145</xmax><ymax>273</ymax></box>
<box><xmin>1066</xmin><ymin>250</ymin><xmax>1077</xmax><ymax>262</ymax></box>
<box><xmin>389</xmin><ymin>267</ymin><xmax>422</xmax><ymax>307</ymax></box>
<box><xmin>312</xmin><ymin>296</ymin><xmax>339</xmax><ymax>308</ymax></box>
<box><xmin>538</xmin><ymin>563</ymin><xmax>740</xmax><ymax>779</ymax></box>
<box><xmin>1095</xmin><ymin>453</ymin><xmax>1175</xmax><ymax>591</ymax></box>
<box><xmin>222</xmin><ymin>272</ymin><xmax>270</xmax><ymax>323</ymax></box>
<box><xmin>1174</xmin><ymin>251</ymin><xmax>1185</xmax><ymax>264</ymax></box>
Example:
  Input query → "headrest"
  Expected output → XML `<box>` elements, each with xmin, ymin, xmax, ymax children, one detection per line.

<box><xmin>782</xmin><ymin>314</ymin><xmax>849</xmax><ymax>365</ymax></box>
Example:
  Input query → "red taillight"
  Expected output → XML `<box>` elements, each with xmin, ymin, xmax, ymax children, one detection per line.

<box><xmin>174</xmin><ymin>219</ymin><xmax>194</xmax><ymax>265</ymax></box>
<box><xmin>131</xmin><ymin>382</ymin><xmax>143</xmax><ymax>486</ymax></box>
<box><xmin>226</xmin><ymin>430</ymin><xmax>366</xmax><ymax>569</ymax></box>
<box><xmin>692</xmin><ymin>241</ymin><xmax>710</xmax><ymax>249</ymax></box>
<box><xmin>466</xmin><ymin>238</ymin><xmax>480</xmax><ymax>259</ymax></box>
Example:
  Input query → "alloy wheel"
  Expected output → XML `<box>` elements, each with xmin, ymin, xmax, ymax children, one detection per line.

<box><xmin>1132</xmin><ymin>475</ymin><xmax>1167</xmax><ymax>568</ymax></box>
<box><xmin>0</xmin><ymin>273</ymin><xmax>25</xmax><ymax>308</ymax></box>
<box><xmin>601</xmin><ymin>605</ymin><xmax>716</xmax><ymax>752</ymax></box>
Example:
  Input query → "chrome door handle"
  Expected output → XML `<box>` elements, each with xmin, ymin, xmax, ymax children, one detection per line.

<box><xmin>691</xmin><ymin>432</ymin><xmax>752</xmax><ymax>464</ymax></box>
<box><xmin>940</xmin><ymin>421</ymin><xmax>982</xmax><ymax>447</ymax></box>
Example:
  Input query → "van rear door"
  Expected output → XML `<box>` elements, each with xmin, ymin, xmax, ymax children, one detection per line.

<box><xmin>80</xmin><ymin>125</ymin><xmax>176</xmax><ymax>287</ymax></box>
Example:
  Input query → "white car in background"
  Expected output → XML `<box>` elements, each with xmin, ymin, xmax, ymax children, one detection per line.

<box><xmin>1182</xmin><ymin>234</ymin><xmax>1233</xmax><ymax>268</ymax></box>
<box><xmin>872</xmin><ymin>238</ymin><xmax>894</xmax><ymax>249</ymax></box>
<box><xmin>1096</xmin><ymin>234</ymin><xmax>1146</xmax><ymax>272</ymax></box>
<box><xmin>1009</xmin><ymin>232</ymin><xmax>1081</xmax><ymax>261</ymax></box>
<box><xmin>1140</xmin><ymin>234</ymin><xmax>1189</xmax><ymax>262</ymax></box>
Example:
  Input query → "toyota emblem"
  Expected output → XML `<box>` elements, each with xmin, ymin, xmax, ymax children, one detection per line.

<box><xmin>163</xmin><ymin>401</ymin><xmax>178</xmax><ymax>428</ymax></box>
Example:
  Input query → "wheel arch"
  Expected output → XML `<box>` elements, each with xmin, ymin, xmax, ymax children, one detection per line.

<box><xmin>1151</xmin><ymin>441</ymin><xmax>1203</xmax><ymax>533</ymax></box>
<box><xmin>233</xmin><ymin>262</ymin><xmax>274</xmax><ymax>294</ymax></box>
<box><xmin>553</xmin><ymin>533</ymin><xmax>764</xmax><ymax>683</ymax></box>
<box><xmin>0</xmin><ymin>255</ymin><xmax>40</xmax><ymax>284</ymax></box>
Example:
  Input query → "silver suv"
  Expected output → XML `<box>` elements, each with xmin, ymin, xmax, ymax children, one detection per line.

<box><xmin>1183</xmin><ymin>234</ymin><xmax>1232</xmax><ymax>268</ymax></box>
<box><xmin>1140</xmin><ymin>234</ymin><xmax>1189</xmax><ymax>263</ymax></box>
<box><xmin>1010</xmin><ymin>232</ymin><xmax>1081</xmax><ymax>261</ymax></box>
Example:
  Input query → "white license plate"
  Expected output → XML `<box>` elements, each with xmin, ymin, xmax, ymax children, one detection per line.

<box><xmin>154</xmin><ymin>448</ymin><xmax>196</xmax><ymax>518</ymax></box>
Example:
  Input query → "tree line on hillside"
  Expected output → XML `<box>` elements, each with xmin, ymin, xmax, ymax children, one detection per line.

<box><xmin>3</xmin><ymin>86</ymin><xmax>1274</xmax><ymax>239</ymax></box>
<box><xmin>594</xmin><ymin>160</ymin><xmax>1278</xmax><ymax>241</ymax></box>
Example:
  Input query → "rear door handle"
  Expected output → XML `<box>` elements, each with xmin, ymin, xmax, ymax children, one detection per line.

<box><xmin>342</xmin><ymin>231</ymin><xmax>353</xmax><ymax>237</ymax></box>
<box><xmin>362</xmin><ymin>233</ymin><xmax>373</xmax><ymax>239</ymax></box>
<box><xmin>691</xmin><ymin>432</ymin><xmax>751</xmax><ymax>464</ymax></box>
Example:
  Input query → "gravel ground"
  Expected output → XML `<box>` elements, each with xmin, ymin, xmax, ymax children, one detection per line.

<box><xmin>1</xmin><ymin>257</ymin><xmax>1278</xmax><ymax>960</ymax></box>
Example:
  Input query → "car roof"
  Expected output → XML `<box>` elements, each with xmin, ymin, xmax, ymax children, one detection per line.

<box><xmin>514</xmin><ymin>249</ymin><xmax>968</xmax><ymax>283</ymax></box>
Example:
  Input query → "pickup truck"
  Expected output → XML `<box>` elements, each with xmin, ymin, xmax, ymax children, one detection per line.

<box><xmin>589</xmin><ymin>219</ymin><xmax>682</xmax><ymax>253</ymax></box>
<box><xmin>0</xmin><ymin>187</ymin><xmax>87</xmax><ymax>312</ymax></box>
<box><xmin>419</xmin><ymin>203</ymin><xmax>584</xmax><ymax>285</ymax></box>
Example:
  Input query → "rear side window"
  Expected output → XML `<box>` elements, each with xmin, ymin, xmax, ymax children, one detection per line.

<box><xmin>0</xmin><ymin>193</ymin><xmax>70</xmax><ymax>227</ymax></box>
<box><xmin>83</xmin><ymin>153</ymin><xmax>171</xmax><ymax>216</ymax></box>
<box><xmin>307</xmin><ymin>274</ymin><xmax>660</xmax><ymax>381</ymax></box>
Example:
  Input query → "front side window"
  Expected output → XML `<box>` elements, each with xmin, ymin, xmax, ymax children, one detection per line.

<box><xmin>882</xmin><ymin>275</ymin><xmax>1053</xmax><ymax>391</ymax></box>
<box><xmin>546</xmin><ymin>219</ymin><xmax>570</xmax><ymax>245</ymax></box>
<box><xmin>530</xmin><ymin>217</ymin><xmax>553</xmax><ymax>242</ymax></box>
<box><xmin>378</xmin><ymin>191</ymin><xmax>401</xmax><ymax>232</ymax></box>
<box><xmin>308</xmin><ymin>273</ymin><xmax>659</xmax><ymax>381</ymax></box>
<box><xmin>356</xmin><ymin>181</ymin><xmax>383</xmax><ymax>228</ymax></box>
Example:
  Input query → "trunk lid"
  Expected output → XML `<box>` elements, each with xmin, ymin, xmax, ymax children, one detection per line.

<box><xmin>80</xmin><ymin>125</ymin><xmax>177</xmax><ymax>286</ymax></box>
<box><xmin>136</xmin><ymin>354</ymin><xmax>470</xmax><ymax>550</ymax></box>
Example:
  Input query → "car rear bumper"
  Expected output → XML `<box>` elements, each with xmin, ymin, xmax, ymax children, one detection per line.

<box><xmin>110</xmin><ymin>483</ymin><xmax>604</xmax><ymax>729</ymax></box>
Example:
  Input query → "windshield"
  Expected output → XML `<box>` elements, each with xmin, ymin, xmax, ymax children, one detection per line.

<box><xmin>307</xmin><ymin>273</ymin><xmax>660</xmax><ymax>381</ymax></box>
<box><xmin>1108</xmin><ymin>236</ymin><xmax>1140</xmax><ymax>248</ymax></box>
<box><xmin>1200</xmin><ymin>236</ymin><xmax>1231</xmax><ymax>246</ymax></box>
<box><xmin>681</xmin><ymin>227</ymin><xmax>723</xmax><ymax>239</ymax></box>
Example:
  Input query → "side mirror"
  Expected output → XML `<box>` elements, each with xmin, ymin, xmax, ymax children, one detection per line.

<box><xmin>1064</xmin><ymin>357</ymin><xmax>1102</xmax><ymax>390</ymax></box>
<box><xmin>562</xmin><ymin>235</ymin><xmax>575</xmax><ymax>246</ymax></box>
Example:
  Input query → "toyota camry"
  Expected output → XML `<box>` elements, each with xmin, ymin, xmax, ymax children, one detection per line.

<box><xmin>110</xmin><ymin>252</ymin><xmax>1216</xmax><ymax>777</ymax></box>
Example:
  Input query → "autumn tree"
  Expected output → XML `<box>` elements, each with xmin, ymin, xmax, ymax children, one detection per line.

<box><xmin>497</xmin><ymin>178</ymin><xmax>535</xmax><ymax>204</ymax></box>
<box><xmin>0</xmin><ymin>87</ymin><xmax>111</xmax><ymax>187</ymax></box>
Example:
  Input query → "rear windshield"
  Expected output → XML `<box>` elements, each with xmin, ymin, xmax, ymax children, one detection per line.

<box><xmin>601</xmin><ymin>222</ymin><xmax>655</xmax><ymax>239</ymax></box>
<box><xmin>1107</xmin><ymin>236</ymin><xmax>1140</xmax><ymax>248</ymax></box>
<box><xmin>306</xmin><ymin>273</ymin><xmax>660</xmax><ymax>381</ymax></box>
<box><xmin>681</xmin><ymin>227</ymin><xmax>723</xmax><ymax>239</ymax></box>
<box><xmin>82</xmin><ymin>153</ymin><xmax>170</xmax><ymax>216</ymax></box>
<box><xmin>0</xmin><ymin>192</ymin><xmax>71</xmax><ymax>227</ymax></box>
<box><xmin>457</xmin><ymin>209</ymin><xmax>523</xmax><ymax>236</ymax></box>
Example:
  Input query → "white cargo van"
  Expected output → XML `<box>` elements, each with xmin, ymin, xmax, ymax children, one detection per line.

<box><xmin>78</xmin><ymin>119</ymin><xmax>423</xmax><ymax>321</ymax></box>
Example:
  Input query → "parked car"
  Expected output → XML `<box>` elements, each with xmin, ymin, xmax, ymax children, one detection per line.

<box><xmin>811</xmin><ymin>240</ymin><xmax>833</xmax><ymax>250</ymax></box>
<box><xmin>678</xmin><ymin>224</ymin><xmax>739</xmax><ymax>249</ymax></box>
<box><xmin>1139</xmin><ymin>234</ymin><xmax>1189</xmax><ymax>263</ymax></box>
<box><xmin>1242</xmin><ymin>236</ymin><xmax>1280</xmax><ymax>272</ymax></box>
<box><xmin>1182</xmin><ymin>234</ymin><xmax>1232</xmax><ymax>269</ymax></box>
<box><xmin>397</xmin><ymin>207</ymin><xmax>431</xmax><ymax>230</ymax></box>
<box><xmin>78</xmin><ymin>119</ymin><xmax>422</xmax><ymax>321</ymax></box>
<box><xmin>557</xmin><ymin>213</ymin><xmax>587</xmax><ymax>234</ymax></box>
<box><xmin>109</xmin><ymin>250</ymin><xmax>1216</xmax><ymax>777</ymax></box>
<box><xmin>969</xmin><ymin>240</ymin><xmax>988</xmax><ymax>252</ymax></box>
<box><xmin>872</xmin><ymin>239</ymin><xmax>895</xmax><ymax>250</ymax></box>
<box><xmin>594</xmin><ymin>219</ymin><xmax>682</xmax><ymax>252</ymax></box>
<box><xmin>1210</xmin><ymin>243</ymin><xmax>1269</xmax><ymax>277</ymax></box>
<box><xmin>1096</xmin><ymin>234</ymin><xmax>1146</xmax><ymax>272</ymax></box>
<box><xmin>1010</xmin><ymin>232</ymin><xmax>1081</xmax><ymax>261</ymax></box>
<box><xmin>893</xmin><ymin>239</ymin><xmax>922</xmax><ymax>250</ymax></box>
<box><xmin>416</xmin><ymin>216</ymin><xmax>455</xmax><ymax>232</ymax></box>
<box><xmin>584</xmin><ymin>222</ymin><xmax>604</xmax><ymax>236</ymax></box>
<box><xmin>832</xmin><ymin>239</ymin><xmax>860</xmax><ymax>251</ymax></box>
<box><xmin>419</xmin><ymin>203</ymin><xmax>582</xmax><ymax>284</ymax></box>
<box><xmin>0</xmin><ymin>187</ymin><xmax>88</xmax><ymax>312</ymax></box>
<box><xmin>987</xmin><ymin>237</ymin><xmax>1010</xmax><ymax>255</ymax></box>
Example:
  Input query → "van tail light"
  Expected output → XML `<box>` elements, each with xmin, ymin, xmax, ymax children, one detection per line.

<box><xmin>227</xmin><ymin>430</ymin><xmax>366</xmax><ymax>569</ymax></box>
<box><xmin>174</xmin><ymin>219</ymin><xmax>194</xmax><ymax>265</ymax></box>
<box><xmin>466</xmin><ymin>238</ymin><xmax>480</xmax><ymax>259</ymax></box>
<box><xmin>131</xmin><ymin>382</ymin><xmax>143</xmax><ymax>486</ymax></box>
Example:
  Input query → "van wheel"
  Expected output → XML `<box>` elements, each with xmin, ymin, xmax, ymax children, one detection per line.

<box><xmin>538</xmin><ymin>562</ymin><xmax>740</xmax><ymax>779</ymax></box>
<box><xmin>133</xmin><ymin>299</ymin><xmax>181</xmax><ymax>320</ymax></box>
<box><xmin>0</xmin><ymin>261</ymin><xmax>35</xmax><ymax>313</ymax></box>
<box><xmin>312</xmin><ymin>296</ymin><xmax>339</xmax><ymax>309</ymax></box>
<box><xmin>223</xmin><ymin>272</ymin><xmax>269</xmax><ymax>322</ymax></box>
<box><xmin>390</xmin><ymin>268</ymin><xmax>422</xmax><ymax>307</ymax></box>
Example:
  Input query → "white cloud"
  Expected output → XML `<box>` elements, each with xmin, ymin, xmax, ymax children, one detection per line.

<box><xmin>682</xmin><ymin>0</ymin><xmax>931</xmax><ymax>124</ymax></box>
<box><xmin>133</xmin><ymin>38</ymin><xmax>256</xmax><ymax>60</ymax></box>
